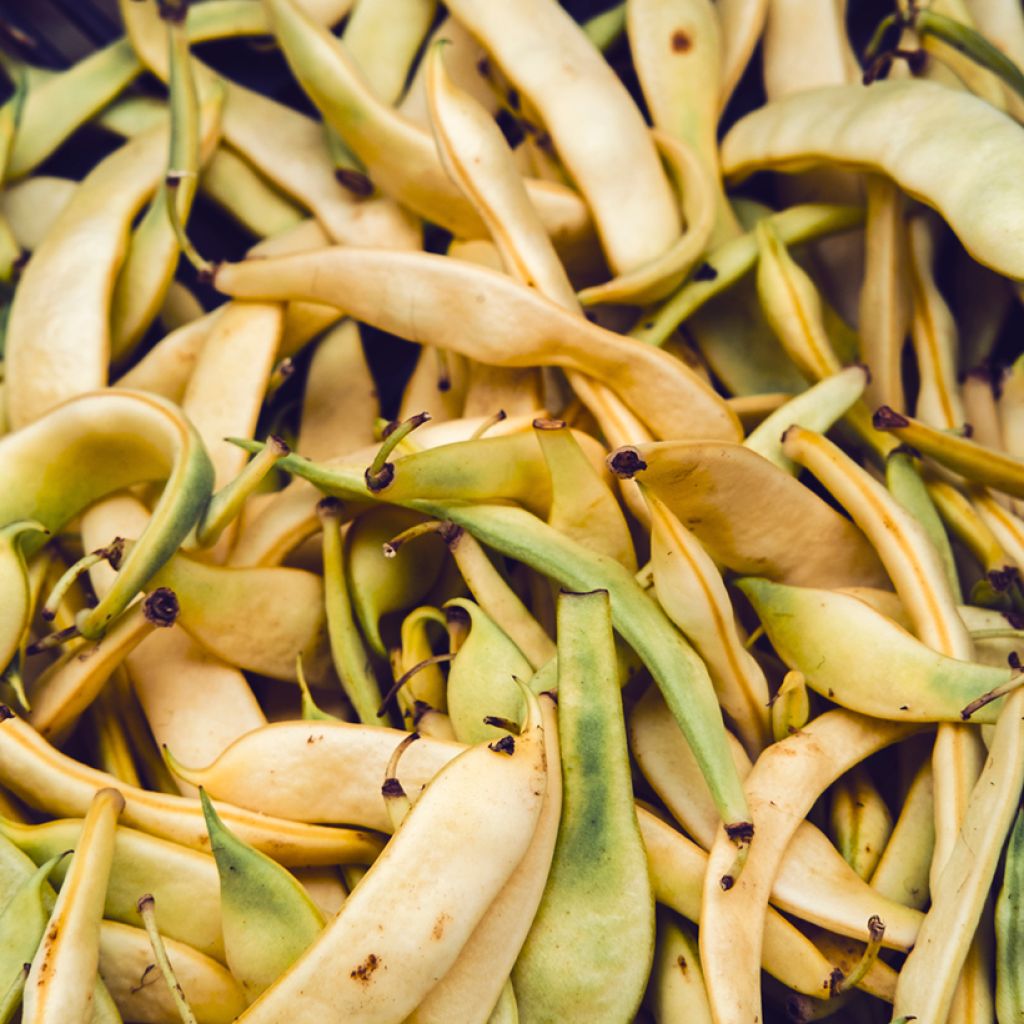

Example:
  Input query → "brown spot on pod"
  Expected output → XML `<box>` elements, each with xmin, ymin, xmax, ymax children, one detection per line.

<box><xmin>335</xmin><ymin>168</ymin><xmax>374</xmax><ymax>197</ymax></box>
<box><xmin>381</xmin><ymin>777</ymin><xmax>405</xmax><ymax>798</ymax></box>
<box><xmin>350</xmin><ymin>954</ymin><xmax>381</xmax><ymax>983</ymax></box>
<box><xmin>670</xmin><ymin>29</ymin><xmax>691</xmax><ymax>52</ymax></box>
<box><xmin>489</xmin><ymin>735</ymin><xmax>516</xmax><ymax>755</ymax></box>
<box><xmin>725</xmin><ymin>820</ymin><xmax>754</xmax><ymax>843</ymax></box>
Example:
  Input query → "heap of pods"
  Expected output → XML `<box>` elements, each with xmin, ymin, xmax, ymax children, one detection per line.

<box><xmin>1</xmin><ymin>0</ymin><xmax>1024</xmax><ymax>1021</ymax></box>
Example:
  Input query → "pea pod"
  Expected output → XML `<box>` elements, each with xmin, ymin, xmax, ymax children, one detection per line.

<box><xmin>0</xmin><ymin>816</ymin><xmax>224</xmax><ymax>962</ymax></box>
<box><xmin>0</xmin><ymin>391</ymin><xmax>213</xmax><ymax>640</ymax></box>
<box><xmin>740</xmin><ymin>578</ymin><xmax>1008</xmax><ymax>722</ymax></box>
<box><xmin>201</xmin><ymin>790</ymin><xmax>324</xmax><ymax>1002</ymax></box>
<box><xmin>723</xmin><ymin>79</ymin><xmax>1024</xmax><ymax>280</ymax></box>
<box><xmin>513</xmin><ymin>590</ymin><xmax>654</xmax><ymax>1021</ymax></box>
<box><xmin>996</xmin><ymin>806</ymin><xmax>1024</xmax><ymax>1022</ymax></box>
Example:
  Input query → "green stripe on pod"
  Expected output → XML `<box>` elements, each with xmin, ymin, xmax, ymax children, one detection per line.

<box><xmin>0</xmin><ymin>390</ymin><xmax>213</xmax><ymax>640</ymax></box>
<box><xmin>996</xmin><ymin>806</ymin><xmax>1024</xmax><ymax>1022</ymax></box>
<box><xmin>739</xmin><ymin>577</ymin><xmax>1010</xmax><ymax>723</ymax></box>
<box><xmin>200</xmin><ymin>789</ymin><xmax>324</xmax><ymax>1002</ymax></box>
<box><xmin>513</xmin><ymin>589</ymin><xmax>655</xmax><ymax>1021</ymax></box>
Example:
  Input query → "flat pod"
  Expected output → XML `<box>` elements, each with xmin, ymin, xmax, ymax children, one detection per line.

<box><xmin>740</xmin><ymin>578</ymin><xmax>1009</xmax><ymax>722</ymax></box>
<box><xmin>214</xmin><ymin>249</ymin><xmax>742</xmax><ymax>443</ymax></box>
<box><xmin>721</xmin><ymin>79</ymin><xmax>1024</xmax><ymax>280</ymax></box>
<box><xmin>612</xmin><ymin>440</ymin><xmax>888</xmax><ymax>588</ymax></box>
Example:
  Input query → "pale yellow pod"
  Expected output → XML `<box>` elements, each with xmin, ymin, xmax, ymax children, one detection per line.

<box><xmin>23</xmin><ymin>787</ymin><xmax>124</xmax><ymax>1024</ymax></box>
<box><xmin>716</xmin><ymin>0</ymin><xmax>768</xmax><ymax>112</ymax></box>
<box><xmin>443</xmin><ymin>0</ymin><xmax>681</xmax><ymax>276</ymax></box>
<box><xmin>6</xmin><ymin>118</ymin><xmax>168</xmax><ymax>427</ymax></box>
<box><xmin>859</xmin><ymin>175</ymin><xmax>910</xmax><ymax>411</ymax></box>
<box><xmin>0</xmin><ymin>176</ymin><xmax>76</xmax><ymax>252</ymax></box>
<box><xmin>907</xmin><ymin>214</ymin><xmax>966</xmax><ymax>429</ymax></box>
<box><xmin>342</xmin><ymin>0</ymin><xmax>437</xmax><ymax>105</ymax></box>
<box><xmin>699</xmin><ymin>711</ymin><xmax>918</xmax><ymax>1024</ymax></box>
<box><xmin>893</xmin><ymin>688</ymin><xmax>1024</xmax><ymax>1023</ymax></box>
<box><xmin>298</xmin><ymin>320</ymin><xmax>379</xmax><ymax>462</ymax></box>
<box><xmin>98</xmin><ymin>919</ymin><xmax>246</xmax><ymax>1024</ymax></box>
<box><xmin>0</xmin><ymin>709</ymin><xmax>383</xmax><ymax>867</ymax></box>
<box><xmin>408</xmin><ymin>695</ymin><xmax>561</xmax><ymax>1024</ymax></box>
<box><xmin>120</xmin><ymin>0</ymin><xmax>421</xmax><ymax>251</ymax></box>
<box><xmin>215</xmin><ymin>249</ymin><xmax>741</xmax><ymax>443</ymax></box>
<box><xmin>645</xmin><ymin>491</ymin><xmax>770</xmax><ymax>757</ymax></box>
<box><xmin>237</xmin><ymin>692</ymin><xmax>547</xmax><ymax>1023</ymax></box>
<box><xmin>167</xmin><ymin>720</ymin><xmax>462</xmax><ymax>833</ymax></box>
<box><xmin>829</xmin><ymin>766</ymin><xmax>894</xmax><ymax>881</ymax></box>
<box><xmin>722</xmin><ymin>79</ymin><xmax>1024</xmax><ymax>280</ymax></box>
<box><xmin>628</xmin><ymin>687</ymin><xmax>924</xmax><ymax>951</ymax></box>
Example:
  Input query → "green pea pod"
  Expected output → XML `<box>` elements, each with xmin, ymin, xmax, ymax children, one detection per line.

<box><xmin>0</xmin><ymin>390</ymin><xmax>213</xmax><ymax>640</ymax></box>
<box><xmin>0</xmin><ymin>521</ymin><xmax>49</xmax><ymax>674</ymax></box>
<box><xmin>915</xmin><ymin>8</ymin><xmax>1024</xmax><ymax>102</ymax></box>
<box><xmin>346</xmin><ymin>506</ymin><xmax>447</xmax><ymax>656</ymax></box>
<box><xmin>0</xmin><ymin>816</ymin><xmax>224</xmax><ymax>962</ymax></box>
<box><xmin>231</xmin><ymin>440</ymin><xmax>752</xmax><ymax>842</ymax></box>
<box><xmin>0</xmin><ymin>853</ymin><xmax>64</xmax><ymax>1017</ymax></box>
<box><xmin>514</xmin><ymin>589</ymin><xmax>654</xmax><ymax>1020</ymax></box>
<box><xmin>444</xmin><ymin>599</ymin><xmax>530</xmax><ymax>746</ymax></box>
<box><xmin>201</xmin><ymin>789</ymin><xmax>324</xmax><ymax>1002</ymax></box>
<box><xmin>739</xmin><ymin>577</ymin><xmax>1009</xmax><ymax>722</ymax></box>
<box><xmin>996</xmin><ymin>806</ymin><xmax>1024</xmax><ymax>1023</ymax></box>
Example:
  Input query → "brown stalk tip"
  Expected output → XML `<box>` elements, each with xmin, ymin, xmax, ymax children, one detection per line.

<box><xmin>488</xmin><ymin>735</ymin><xmax>516</xmax><ymax>755</ymax></box>
<box><xmin>719</xmin><ymin>874</ymin><xmax>734</xmax><ymax>891</ymax></box>
<box><xmin>872</xmin><ymin>405</ymin><xmax>910</xmax><ymax>430</ymax></box>
<box><xmin>608</xmin><ymin>447</ymin><xmax>647</xmax><ymax>478</ymax></box>
<box><xmin>411</xmin><ymin>700</ymin><xmax>434</xmax><ymax>726</ymax></box>
<box><xmin>445</xmin><ymin>605</ymin><xmax>471</xmax><ymax>628</ymax></box>
<box><xmin>532</xmin><ymin>417</ymin><xmax>566</xmax><ymax>431</ymax></box>
<box><xmin>144</xmin><ymin>588</ymin><xmax>180</xmax><ymax>628</ymax></box>
<box><xmin>267</xmin><ymin>434</ymin><xmax>291</xmax><ymax>457</ymax></box>
<box><xmin>316</xmin><ymin>496</ymin><xmax>344</xmax><ymax>520</ymax></box>
<box><xmin>852</xmin><ymin>361</ymin><xmax>873</xmax><ymax>385</ymax></box>
<box><xmin>364</xmin><ymin>462</ymin><xmax>395</xmax><ymax>493</ymax></box>
<box><xmin>381</xmin><ymin>777</ymin><xmax>405</xmax><ymax>798</ymax></box>
<box><xmin>335</xmin><ymin>168</ymin><xmax>374</xmax><ymax>197</ymax></box>
<box><xmin>867</xmin><ymin>915</ymin><xmax>885</xmax><ymax>941</ymax></box>
<box><xmin>0</xmin><ymin>704</ymin><xmax>13</xmax><ymax>722</ymax></box>
<box><xmin>440</xmin><ymin>522</ymin><xmax>464</xmax><ymax>547</ymax></box>
<box><xmin>725</xmin><ymin>820</ymin><xmax>754</xmax><ymax>843</ymax></box>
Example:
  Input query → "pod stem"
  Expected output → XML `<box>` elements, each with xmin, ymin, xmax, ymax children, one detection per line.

<box><xmin>365</xmin><ymin>412</ymin><xmax>431</xmax><ymax>492</ymax></box>
<box><xmin>137</xmin><ymin>893</ymin><xmax>199</xmax><ymax>1024</ymax></box>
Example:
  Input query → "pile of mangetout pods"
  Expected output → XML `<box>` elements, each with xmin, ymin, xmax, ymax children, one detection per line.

<box><xmin>0</xmin><ymin>0</ymin><xmax>1023</xmax><ymax>1021</ymax></box>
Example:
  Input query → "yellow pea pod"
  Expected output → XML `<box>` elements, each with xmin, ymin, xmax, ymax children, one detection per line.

<box><xmin>98</xmin><ymin>919</ymin><xmax>245</xmax><ymax>1024</ymax></box>
<box><xmin>23</xmin><ymin>788</ymin><xmax>124</xmax><ymax>1024</ymax></box>
<box><xmin>0</xmin><ymin>391</ymin><xmax>212</xmax><ymax>641</ymax></box>
<box><xmin>0</xmin><ymin>709</ymin><xmax>383</xmax><ymax>867</ymax></box>
<box><xmin>609</xmin><ymin>440</ymin><xmax>888</xmax><ymax>589</ymax></box>
<box><xmin>648</xmin><ymin>910</ymin><xmax>713</xmax><ymax>1023</ymax></box>
<box><xmin>237</xmin><ymin>686</ymin><xmax>547</xmax><ymax>1023</ymax></box>
<box><xmin>722</xmin><ymin>79</ymin><xmax>1024</xmax><ymax>280</ymax></box>
<box><xmin>0</xmin><ymin>521</ymin><xmax>49</xmax><ymax>676</ymax></box>
<box><xmin>201</xmin><ymin>791</ymin><xmax>324</xmax><ymax>1002</ymax></box>
<box><xmin>893</xmin><ymin>688</ymin><xmax>1024</xmax><ymax>1022</ymax></box>
<box><xmin>166</xmin><ymin>720</ymin><xmax>461</xmax><ymax>833</ymax></box>
<box><xmin>829</xmin><ymin>767</ymin><xmax>894</xmax><ymax>881</ymax></box>
<box><xmin>739</xmin><ymin>578</ymin><xmax>1009</xmax><ymax>723</ymax></box>
<box><xmin>699</xmin><ymin>711</ymin><xmax>918</xmax><ymax>1024</ymax></box>
<box><xmin>0</xmin><ymin>814</ymin><xmax>223</xmax><ymax>962</ymax></box>
<box><xmin>771</xmin><ymin>669</ymin><xmax>810</xmax><ymax>742</ymax></box>
<box><xmin>214</xmin><ymin>249</ymin><xmax>741</xmax><ymax>443</ymax></box>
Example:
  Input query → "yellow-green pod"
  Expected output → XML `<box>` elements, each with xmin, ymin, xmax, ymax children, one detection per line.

<box><xmin>771</xmin><ymin>670</ymin><xmax>809</xmax><ymax>743</ymax></box>
<box><xmin>648</xmin><ymin>910</ymin><xmax>713</xmax><ymax>1024</ymax></box>
<box><xmin>996</xmin><ymin>806</ymin><xmax>1024</xmax><ymax>1022</ymax></box>
<box><xmin>513</xmin><ymin>589</ymin><xmax>654</xmax><ymax>1021</ymax></box>
<box><xmin>201</xmin><ymin>789</ymin><xmax>324</xmax><ymax>1002</ymax></box>
<box><xmin>444</xmin><ymin>599</ymin><xmax>531</xmax><ymax>746</ymax></box>
<box><xmin>0</xmin><ymin>521</ymin><xmax>49</xmax><ymax>674</ymax></box>
<box><xmin>829</xmin><ymin>766</ymin><xmax>894</xmax><ymax>881</ymax></box>
<box><xmin>346</xmin><ymin>506</ymin><xmax>447</xmax><ymax>655</ymax></box>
